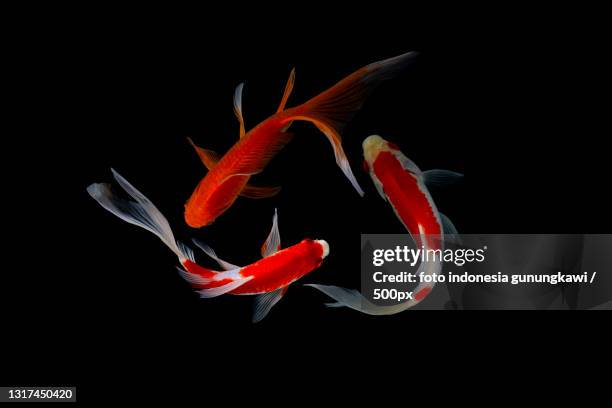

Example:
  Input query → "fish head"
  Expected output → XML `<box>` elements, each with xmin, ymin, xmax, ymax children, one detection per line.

<box><xmin>184</xmin><ymin>202</ymin><xmax>215</xmax><ymax>228</ymax></box>
<box><xmin>362</xmin><ymin>135</ymin><xmax>386</xmax><ymax>171</ymax></box>
<box><xmin>362</xmin><ymin>135</ymin><xmax>420</xmax><ymax>175</ymax></box>
<box><xmin>301</xmin><ymin>238</ymin><xmax>330</xmax><ymax>263</ymax></box>
<box><xmin>314</xmin><ymin>239</ymin><xmax>330</xmax><ymax>259</ymax></box>
<box><xmin>362</xmin><ymin>135</ymin><xmax>402</xmax><ymax>172</ymax></box>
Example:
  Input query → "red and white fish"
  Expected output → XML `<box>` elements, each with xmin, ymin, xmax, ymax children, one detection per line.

<box><xmin>307</xmin><ymin>135</ymin><xmax>462</xmax><ymax>314</ymax></box>
<box><xmin>87</xmin><ymin>169</ymin><xmax>329</xmax><ymax>322</ymax></box>
<box><xmin>185</xmin><ymin>52</ymin><xmax>418</xmax><ymax>228</ymax></box>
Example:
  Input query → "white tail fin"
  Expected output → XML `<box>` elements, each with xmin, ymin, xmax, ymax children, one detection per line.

<box><xmin>87</xmin><ymin>169</ymin><xmax>194</xmax><ymax>263</ymax></box>
<box><xmin>305</xmin><ymin>253</ymin><xmax>441</xmax><ymax>315</ymax></box>
<box><xmin>305</xmin><ymin>283</ymin><xmax>419</xmax><ymax>315</ymax></box>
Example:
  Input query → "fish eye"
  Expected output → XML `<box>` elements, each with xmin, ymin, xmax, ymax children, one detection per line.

<box><xmin>387</xmin><ymin>141</ymin><xmax>400</xmax><ymax>150</ymax></box>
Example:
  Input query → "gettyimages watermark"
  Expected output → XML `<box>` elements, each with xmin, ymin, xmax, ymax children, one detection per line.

<box><xmin>360</xmin><ymin>234</ymin><xmax>612</xmax><ymax>309</ymax></box>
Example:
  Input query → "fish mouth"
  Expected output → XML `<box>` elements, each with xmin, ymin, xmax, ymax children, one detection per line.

<box><xmin>184</xmin><ymin>212</ymin><xmax>210</xmax><ymax>228</ymax></box>
<box><xmin>315</xmin><ymin>240</ymin><xmax>330</xmax><ymax>258</ymax></box>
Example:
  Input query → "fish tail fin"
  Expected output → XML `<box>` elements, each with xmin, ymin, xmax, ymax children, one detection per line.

<box><xmin>87</xmin><ymin>169</ymin><xmax>194</xmax><ymax>263</ymax></box>
<box><xmin>177</xmin><ymin>264</ymin><xmax>254</xmax><ymax>298</ymax></box>
<box><xmin>287</xmin><ymin>52</ymin><xmax>418</xmax><ymax>196</ymax></box>
<box><xmin>304</xmin><ymin>284</ymin><xmax>416</xmax><ymax>316</ymax></box>
<box><xmin>300</xmin><ymin>52</ymin><xmax>418</xmax><ymax>131</ymax></box>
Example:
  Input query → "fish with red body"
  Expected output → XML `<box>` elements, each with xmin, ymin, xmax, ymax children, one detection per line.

<box><xmin>307</xmin><ymin>135</ymin><xmax>462</xmax><ymax>313</ymax></box>
<box><xmin>185</xmin><ymin>52</ymin><xmax>418</xmax><ymax>228</ymax></box>
<box><xmin>87</xmin><ymin>170</ymin><xmax>329</xmax><ymax>322</ymax></box>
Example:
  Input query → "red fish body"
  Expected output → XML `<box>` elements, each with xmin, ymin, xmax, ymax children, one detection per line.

<box><xmin>185</xmin><ymin>119</ymin><xmax>292</xmax><ymax>227</ymax></box>
<box><xmin>307</xmin><ymin>135</ymin><xmax>462</xmax><ymax>314</ymax></box>
<box><xmin>182</xmin><ymin>238</ymin><xmax>327</xmax><ymax>295</ymax></box>
<box><xmin>368</xmin><ymin>142</ymin><xmax>442</xmax><ymax>251</ymax></box>
<box><xmin>88</xmin><ymin>170</ymin><xmax>329</xmax><ymax>322</ymax></box>
<box><xmin>185</xmin><ymin>52</ymin><xmax>418</xmax><ymax>227</ymax></box>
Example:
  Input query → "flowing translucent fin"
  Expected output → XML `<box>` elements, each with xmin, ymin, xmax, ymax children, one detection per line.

<box><xmin>87</xmin><ymin>169</ymin><xmax>193</xmax><ymax>262</ymax></box>
<box><xmin>240</xmin><ymin>185</ymin><xmax>281</xmax><ymax>199</ymax></box>
<box><xmin>252</xmin><ymin>287</ymin><xmax>288</xmax><ymax>323</ymax></box>
<box><xmin>176</xmin><ymin>267</ymin><xmax>213</xmax><ymax>286</ymax></box>
<box><xmin>439</xmin><ymin>212</ymin><xmax>458</xmax><ymax>235</ymax></box>
<box><xmin>305</xmin><ymin>284</ymin><xmax>363</xmax><ymax>309</ymax></box>
<box><xmin>261</xmin><ymin>208</ymin><xmax>281</xmax><ymax>257</ymax></box>
<box><xmin>233</xmin><ymin>83</ymin><xmax>246</xmax><ymax>138</ymax></box>
<box><xmin>197</xmin><ymin>274</ymin><xmax>253</xmax><ymax>298</ymax></box>
<box><xmin>305</xmin><ymin>283</ymin><xmax>419</xmax><ymax>316</ymax></box>
<box><xmin>276</xmin><ymin>68</ymin><xmax>295</xmax><ymax>113</ymax></box>
<box><xmin>291</xmin><ymin>116</ymin><xmax>364</xmax><ymax>196</ymax></box>
<box><xmin>192</xmin><ymin>239</ymin><xmax>241</xmax><ymax>271</ymax></box>
<box><xmin>187</xmin><ymin>137</ymin><xmax>221</xmax><ymax>170</ymax></box>
<box><xmin>439</xmin><ymin>212</ymin><xmax>462</xmax><ymax>245</ymax></box>
<box><xmin>280</xmin><ymin>52</ymin><xmax>418</xmax><ymax>195</ymax></box>
<box><xmin>295</xmin><ymin>51</ymin><xmax>418</xmax><ymax>132</ymax></box>
<box><xmin>423</xmin><ymin>169</ymin><xmax>464</xmax><ymax>188</ymax></box>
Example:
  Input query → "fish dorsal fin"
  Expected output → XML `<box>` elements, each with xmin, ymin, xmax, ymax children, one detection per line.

<box><xmin>261</xmin><ymin>208</ymin><xmax>281</xmax><ymax>257</ymax></box>
<box><xmin>233</xmin><ymin>83</ymin><xmax>246</xmax><ymax>138</ymax></box>
<box><xmin>276</xmin><ymin>68</ymin><xmax>295</xmax><ymax>113</ymax></box>
<box><xmin>187</xmin><ymin>137</ymin><xmax>221</xmax><ymax>170</ymax></box>
<box><xmin>192</xmin><ymin>239</ymin><xmax>241</xmax><ymax>270</ymax></box>
<box><xmin>253</xmin><ymin>286</ymin><xmax>289</xmax><ymax>323</ymax></box>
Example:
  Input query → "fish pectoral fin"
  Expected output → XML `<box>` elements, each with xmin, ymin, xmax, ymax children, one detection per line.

<box><xmin>197</xmin><ymin>272</ymin><xmax>253</xmax><ymax>298</ymax></box>
<box><xmin>219</xmin><ymin>173</ymin><xmax>256</xmax><ymax>186</ymax></box>
<box><xmin>324</xmin><ymin>302</ymin><xmax>346</xmax><ymax>308</ymax></box>
<box><xmin>187</xmin><ymin>137</ymin><xmax>221</xmax><ymax>170</ymax></box>
<box><xmin>240</xmin><ymin>184</ymin><xmax>281</xmax><ymax>199</ymax></box>
<box><xmin>423</xmin><ymin>169</ymin><xmax>464</xmax><ymax>188</ymax></box>
<box><xmin>276</xmin><ymin>67</ymin><xmax>295</xmax><ymax>113</ymax></box>
<box><xmin>439</xmin><ymin>212</ymin><xmax>458</xmax><ymax>235</ymax></box>
<box><xmin>252</xmin><ymin>286</ymin><xmax>288</xmax><ymax>323</ymax></box>
<box><xmin>261</xmin><ymin>208</ymin><xmax>281</xmax><ymax>257</ymax></box>
<box><xmin>234</xmin><ymin>83</ymin><xmax>246</xmax><ymax>138</ymax></box>
<box><xmin>439</xmin><ymin>212</ymin><xmax>462</xmax><ymax>245</ymax></box>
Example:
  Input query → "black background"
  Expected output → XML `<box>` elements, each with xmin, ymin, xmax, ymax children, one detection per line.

<box><xmin>5</xmin><ymin>5</ymin><xmax>610</xmax><ymax>401</ymax></box>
